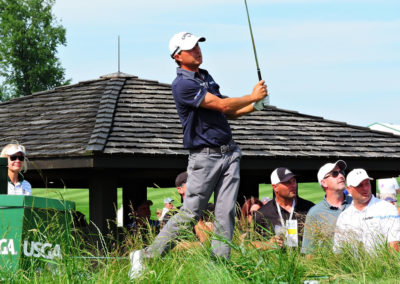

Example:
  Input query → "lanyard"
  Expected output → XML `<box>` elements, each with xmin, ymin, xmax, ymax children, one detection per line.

<box><xmin>275</xmin><ymin>199</ymin><xmax>295</xmax><ymax>227</ymax></box>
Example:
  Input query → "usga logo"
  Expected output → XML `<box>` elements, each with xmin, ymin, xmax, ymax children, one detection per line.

<box><xmin>23</xmin><ymin>240</ymin><xmax>62</xmax><ymax>259</ymax></box>
<box><xmin>0</xmin><ymin>239</ymin><xmax>17</xmax><ymax>255</ymax></box>
<box><xmin>0</xmin><ymin>239</ymin><xmax>62</xmax><ymax>259</ymax></box>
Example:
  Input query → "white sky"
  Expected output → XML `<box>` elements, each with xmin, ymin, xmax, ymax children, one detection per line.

<box><xmin>52</xmin><ymin>0</ymin><xmax>400</xmax><ymax>127</ymax></box>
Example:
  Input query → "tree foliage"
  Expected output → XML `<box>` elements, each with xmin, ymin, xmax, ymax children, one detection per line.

<box><xmin>0</xmin><ymin>0</ymin><xmax>70</xmax><ymax>100</ymax></box>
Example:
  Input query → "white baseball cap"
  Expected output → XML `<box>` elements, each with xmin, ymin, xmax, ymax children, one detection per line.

<box><xmin>169</xmin><ymin>32</ymin><xmax>205</xmax><ymax>58</ymax></box>
<box><xmin>346</xmin><ymin>168</ymin><xmax>373</xmax><ymax>187</ymax></box>
<box><xmin>317</xmin><ymin>160</ymin><xmax>347</xmax><ymax>185</ymax></box>
<box><xmin>163</xmin><ymin>197</ymin><xmax>174</xmax><ymax>204</ymax></box>
<box><xmin>6</xmin><ymin>145</ymin><xmax>26</xmax><ymax>156</ymax></box>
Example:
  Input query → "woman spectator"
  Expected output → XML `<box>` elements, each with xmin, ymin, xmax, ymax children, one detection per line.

<box><xmin>0</xmin><ymin>142</ymin><xmax>32</xmax><ymax>195</ymax></box>
<box><xmin>241</xmin><ymin>197</ymin><xmax>263</xmax><ymax>226</ymax></box>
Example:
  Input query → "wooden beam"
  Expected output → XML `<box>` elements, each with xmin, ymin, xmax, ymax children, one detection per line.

<box><xmin>28</xmin><ymin>157</ymin><xmax>94</xmax><ymax>169</ymax></box>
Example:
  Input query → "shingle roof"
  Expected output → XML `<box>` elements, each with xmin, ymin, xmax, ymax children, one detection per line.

<box><xmin>0</xmin><ymin>73</ymin><xmax>399</xmax><ymax>161</ymax></box>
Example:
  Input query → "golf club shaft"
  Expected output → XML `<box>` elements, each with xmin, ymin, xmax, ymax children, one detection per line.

<box><xmin>244</xmin><ymin>0</ymin><xmax>262</xmax><ymax>81</ymax></box>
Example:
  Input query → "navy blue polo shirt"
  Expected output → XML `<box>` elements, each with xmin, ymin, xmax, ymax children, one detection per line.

<box><xmin>172</xmin><ymin>67</ymin><xmax>232</xmax><ymax>149</ymax></box>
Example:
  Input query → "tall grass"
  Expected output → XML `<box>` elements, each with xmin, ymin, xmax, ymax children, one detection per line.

<box><xmin>2</xmin><ymin>202</ymin><xmax>400</xmax><ymax>283</ymax></box>
<box><xmin>21</xmin><ymin>182</ymin><xmax>400</xmax><ymax>283</ymax></box>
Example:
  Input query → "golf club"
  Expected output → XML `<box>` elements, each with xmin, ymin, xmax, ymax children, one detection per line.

<box><xmin>244</xmin><ymin>0</ymin><xmax>270</xmax><ymax>106</ymax></box>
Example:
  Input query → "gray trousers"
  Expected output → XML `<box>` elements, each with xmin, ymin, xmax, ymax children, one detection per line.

<box><xmin>144</xmin><ymin>145</ymin><xmax>241</xmax><ymax>259</ymax></box>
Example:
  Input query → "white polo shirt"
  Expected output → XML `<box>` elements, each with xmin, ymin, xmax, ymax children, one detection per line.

<box><xmin>8</xmin><ymin>180</ymin><xmax>32</xmax><ymax>195</ymax></box>
<box><xmin>333</xmin><ymin>196</ymin><xmax>400</xmax><ymax>253</ymax></box>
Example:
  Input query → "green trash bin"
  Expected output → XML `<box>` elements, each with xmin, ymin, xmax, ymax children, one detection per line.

<box><xmin>0</xmin><ymin>195</ymin><xmax>75</xmax><ymax>272</ymax></box>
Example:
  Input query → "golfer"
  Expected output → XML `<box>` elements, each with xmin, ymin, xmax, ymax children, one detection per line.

<box><xmin>129</xmin><ymin>31</ymin><xmax>268</xmax><ymax>278</ymax></box>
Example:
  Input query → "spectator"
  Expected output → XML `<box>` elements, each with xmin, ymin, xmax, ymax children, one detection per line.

<box><xmin>162</xmin><ymin>171</ymin><xmax>214</xmax><ymax>242</ymax></box>
<box><xmin>378</xmin><ymin>178</ymin><xmax>399</xmax><ymax>201</ymax></box>
<box><xmin>333</xmin><ymin>169</ymin><xmax>400</xmax><ymax>253</ymax></box>
<box><xmin>239</xmin><ymin>197</ymin><xmax>263</xmax><ymax>246</ymax></box>
<box><xmin>1</xmin><ymin>142</ymin><xmax>32</xmax><ymax>195</ymax></box>
<box><xmin>128</xmin><ymin>200</ymin><xmax>159</xmax><ymax>232</ymax></box>
<box><xmin>384</xmin><ymin>196</ymin><xmax>398</xmax><ymax>207</ymax></box>
<box><xmin>160</xmin><ymin>197</ymin><xmax>174</xmax><ymax>223</ymax></box>
<box><xmin>253</xmin><ymin>167</ymin><xmax>314</xmax><ymax>248</ymax></box>
<box><xmin>175</xmin><ymin>171</ymin><xmax>187</xmax><ymax>203</ymax></box>
<box><xmin>301</xmin><ymin>160</ymin><xmax>352</xmax><ymax>254</ymax></box>
<box><xmin>156</xmin><ymin>209</ymin><xmax>162</xmax><ymax>221</ymax></box>
<box><xmin>261</xmin><ymin>196</ymin><xmax>271</xmax><ymax>205</ymax></box>
<box><xmin>240</xmin><ymin>197</ymin><xmax>263</xmax><ymax>226</ymax></box>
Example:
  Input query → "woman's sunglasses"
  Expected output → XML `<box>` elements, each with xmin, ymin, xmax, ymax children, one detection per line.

<box><xmin>9</xmin><ymin>155</ymin><xmax>25</xmax><ymax>161</ymax></box>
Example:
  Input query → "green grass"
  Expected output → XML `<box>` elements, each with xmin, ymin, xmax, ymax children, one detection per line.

<box><xmin>33</xmin><ymin>178</ymin><xmax>400</xmax><ymax>221</ymax></box>
<box><xmin>4</xmin><ymin>180</ymin><xmax>400</xmax><ymax>282</ymax></box>
<box><xmin>2</xmin><ymin>208</ymin><xmax>400</xmax><ymax>283</ymax></box>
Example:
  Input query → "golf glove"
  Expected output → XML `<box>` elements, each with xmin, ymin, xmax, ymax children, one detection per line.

<box><xmin>253</xmin><ymin>96</ymin><xmax>269</xmax><ymax>111</ymax></box>
<box><xmin>253</xmin><ymin>100</ymin><xmax>264</xmax><ymax>111</ymax></box>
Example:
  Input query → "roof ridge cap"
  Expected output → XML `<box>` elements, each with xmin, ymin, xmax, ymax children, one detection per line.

<box><xmin>86</xmin><ymin>78</ymin><xmax>127</xmax><ymax>152</ymax></box>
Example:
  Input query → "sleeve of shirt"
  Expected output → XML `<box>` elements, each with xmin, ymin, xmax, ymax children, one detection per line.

<box><xmin>23</xmin><ymin>180</ymin><xmax>32</xmax><ymax>196</ymax></box>
<box><xmin>173</xmin><ymin>79</ymin><xmax>208</xmax><ymax>108</ymax></box>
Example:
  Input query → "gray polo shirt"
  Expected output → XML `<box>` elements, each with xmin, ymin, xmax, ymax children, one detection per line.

<box><xmin>301</xmin><ymin>194</ymin><xmax>352</xmax><ymax>254</ymax></box>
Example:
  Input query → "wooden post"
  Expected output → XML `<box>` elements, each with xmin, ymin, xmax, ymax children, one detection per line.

<box><xmin>89</xmin><ymin>175</ymin><xmax>118</xmax><ymax>234</ymax></box>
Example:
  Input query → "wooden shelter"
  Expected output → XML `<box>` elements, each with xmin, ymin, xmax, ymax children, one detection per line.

<box><xmin>1</xmin><ymin>72</ymin><xmax>399</xmax><ymax>233</ymax></box>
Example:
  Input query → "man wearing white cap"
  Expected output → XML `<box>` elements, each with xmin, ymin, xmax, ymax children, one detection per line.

<box><xmin>301</xmin><ymin>160</ymin><xmax>352</xmax><ymax>254</ymax></box>
<box><xmin>253</xmin><ymin>167</ymin><xmax>314</xmax><ymax>248</ymax></box>
<box><xmin>129</xmin><ymin>32</ymin><xmax>268</xmax><ymax>278</ymax></box>
<box><xmin>333</xmin><ymin>169</ymin><xmax>400</xmax><ymax>253</ymax></box>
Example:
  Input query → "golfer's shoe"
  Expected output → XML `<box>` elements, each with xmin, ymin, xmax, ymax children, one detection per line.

<box><xmin>129</xmin><ymin>250</ymin><xmax>144</xmax><ymax>279</ymax></box>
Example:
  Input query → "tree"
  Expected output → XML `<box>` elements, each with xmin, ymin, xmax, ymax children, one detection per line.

<box><xmin>0</xmin><ymin>0</ymin><xmax>70</xmax><ymax>100</ymax></box>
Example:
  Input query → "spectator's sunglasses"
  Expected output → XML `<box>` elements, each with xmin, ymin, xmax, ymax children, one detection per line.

<box><xmin>10</xmin><ymin>155</ymin><xmax>25</xmax><ymax>161</ymax></box>
<box><xmin>325</xmin><ymin>170</ymin><xmax>345</xmax><ymax>179</ymax></box>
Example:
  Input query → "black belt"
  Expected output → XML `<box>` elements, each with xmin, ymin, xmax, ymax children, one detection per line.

<box><xmin>190</xmin><ymin>141</ymin><xmax>236</xmax><ymax>155</ymax></box>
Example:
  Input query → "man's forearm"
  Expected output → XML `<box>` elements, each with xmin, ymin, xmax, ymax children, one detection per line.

<box><xmin>200</xmin><ymin>93</ymin><xmax>256</xmax><ymax>114</ymax></box>
<box><xmin>200</xmin><ymin>81</ymin><xmax>267</xmax><ymax>114</ymax></box>
<box><xmin>226</xmin><ymin>103</ymin><xmax>257</xmax><ymax>119</ymax></box>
